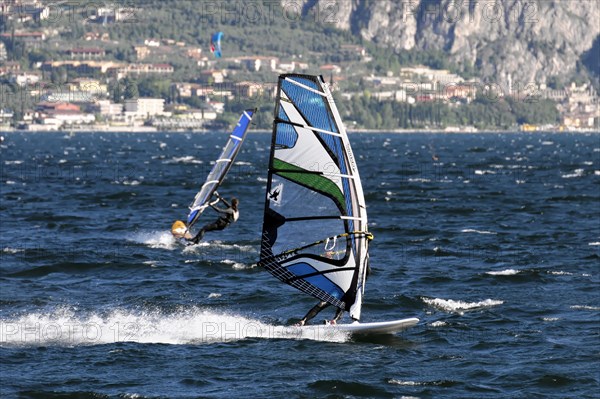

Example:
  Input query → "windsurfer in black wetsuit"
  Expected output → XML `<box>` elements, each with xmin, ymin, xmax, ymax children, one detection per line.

<box><xmin>190</xmin><ymin>192</ymin><xmax>239</xmax><ymax>244</ymax></box>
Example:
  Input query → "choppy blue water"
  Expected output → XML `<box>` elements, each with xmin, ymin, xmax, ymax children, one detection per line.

<box><xmin>0</xmin><ymin>131</ymin><xmax>599</xmax><ymax>398</ymax></box>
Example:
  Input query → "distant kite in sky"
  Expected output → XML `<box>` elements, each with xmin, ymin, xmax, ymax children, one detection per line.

<box><xmin>210</xmin><ymin>32</ymin><xmax>223</xmax><ymax>58</ymax></box>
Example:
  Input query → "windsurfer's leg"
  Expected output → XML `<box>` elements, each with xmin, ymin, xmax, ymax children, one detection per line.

<box><xmin>297</xmin><ymin>301</ymin><xmax>329</xmax><ymax>326</ymax></box>
<box><xmin>191</xmin><ymin>229</ymin><xmax>205</xmax><ymax>244</ymax></box>
<box><xmin>328</xmin><ymin>307</ymin><xmax>344</xmax><ymax>325</ymax></box>
<box><xmin>203</xmin><ymin>218</ymin><xmax>228</xmax><ymax>233</ymax></box>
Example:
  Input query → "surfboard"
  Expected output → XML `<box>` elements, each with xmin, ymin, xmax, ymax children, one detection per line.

<box><xmin>300</xmin><ymin>317</ymin><xmax>419</xmax><ymax>335</ymax></box>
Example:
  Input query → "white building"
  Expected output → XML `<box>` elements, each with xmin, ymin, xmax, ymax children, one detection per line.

<box><xmin>124</xmin><ymin>98</ymin><xmax>165</xmax><ymax>117</ymax></box>
<box><xmin>93</xmin><ymin>100</ymin><xmax>124</xmax><ymax>116</ymax></box>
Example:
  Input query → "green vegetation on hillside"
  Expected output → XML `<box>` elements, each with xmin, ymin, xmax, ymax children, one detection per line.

<box><xmin>0</xmin><ymin>0</ymin><xmax>568</xmax><ymax>130</ymax></box>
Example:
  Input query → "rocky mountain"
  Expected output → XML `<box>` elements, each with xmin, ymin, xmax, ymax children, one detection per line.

<box><xmin>298</xmin><ymin>0</ymin><xmax>599</xmax><ymax>87</ymax></box>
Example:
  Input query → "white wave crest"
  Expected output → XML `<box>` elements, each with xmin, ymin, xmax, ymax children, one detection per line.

<box><xmin>220</xmin><ymin>259</ymin><xmax>252</xmax><ymax>270</ymax></box>
<box><xmin>548</xmin><ymin>271</ymin><xmax>573</xmax><ymax>276</ymax></box>
<box><xmin>570</xmin><ymin>305</ymin><xmax>600</xmax><ymax>311</ymax></box>
<box><xmin>423</xmin><ymin>298</ymin><xmax>503</xmax><ymax>314</ymax></box>
<box><xmin>388</xmin><ymin>379</ymin><xmax>422</xmax><ymax>386</ymax></box>
<box><xmin>486</xmin><ymin>269</ymin><xmax>520</xmax><ymax>276</ymax></box>
<box><xmin>542</xmin><ymin>317</ymin><xmax>559</xmax><ymax>322</ymax></box>
<box><xmin>0</xmin><ymin>307</ymin><xmax>349</xmax><ymax>346</ymax></box>
<box><xmin>561</xmin><ymin>169</ymin><xmax>584</xmax><ymax>178</ymax></box>
<box><xmin>475</xmin><ymin>170</ymin><xmax>496</xmax><ymax>175</ymax></box>
<box><xmin>2</xmin><ymin>247</ymin><xmax>24</xmax><ymax>254</ymax></box>
<box><xmin>122</xmin><ymin>180</ymin><xmax>141</xmax><ymax>186</ymax></box>
<box><xmin>128</xmin><ymin>230</ymin><xmax>178</xmax><ymax>250</ymax></box>
<box><xmin>164</xmin><ymin>156</ymin><xmax>203</xmax><ymax>164</ymax></box>
<box><xmin>588</xmin><ymin>242</ymin><xmax>600</xmax><ymax>246</ymax></box>
<box><xmin>462</xmin><ymin>229</ymin><xmax>497</xmax><ymax>235</ymax></box>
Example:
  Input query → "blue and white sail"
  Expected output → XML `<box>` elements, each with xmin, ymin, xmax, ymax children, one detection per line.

<box><xmin>259</xmin><ymin>75</ymin><xmax>370</xmax><ymax>320</ymax></box>
<box><xmin>187</xmin><ymin>108</ymin><xmax>255</xmax><ymax>228</ymax></box>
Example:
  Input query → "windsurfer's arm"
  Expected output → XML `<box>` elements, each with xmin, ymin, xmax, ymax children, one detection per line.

<box><xmin>210</xmin><ymin>203</ymin><xmax>229</xmax><ymax>214</ymax></box>
<box><xmin>218</xmin><ymin>196</ymin><xmax>231</xmax><ymax>208</ymax></box>
<box><xmin>209</xmin><ymin>193</ymin><xmax>232</xmax><ymax>214</ymax></box>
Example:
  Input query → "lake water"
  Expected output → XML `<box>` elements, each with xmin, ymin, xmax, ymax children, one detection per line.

<box><xmin>1</xmin><ymin>131</ymin><xmax>599</xmax><ymax>398</ymax></box>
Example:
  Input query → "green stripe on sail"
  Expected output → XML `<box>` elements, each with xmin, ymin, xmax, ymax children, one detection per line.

<box><xmin>273</xmin><ymin>158</ymin><xmax>346</xmax><ymax>212</ymax></box>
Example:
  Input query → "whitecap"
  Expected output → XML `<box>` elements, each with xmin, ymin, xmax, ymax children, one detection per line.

<box><xmin>570</xmin><ymin>305</ymin><xmax>600</xmax><ymax>311</ymax></box>
<box><xmin>561</xmin><ymin>169</ymin><xmax>584</xmax><ymax>178</ymax></box>
<box><xmin>220</xmin><ymin>259</ymin><xmax>249</xmax><ymax>270</ymax></box>
<box><xmin>164</xmin><ymin>156</ymin><xmax>202</xmax><ymax>164</ymax></box>
<box><xmin>589</xmin><ymin>242</ymin><xmax>600</xmax><ymax>246</ymax></box>
<box><xmin>548</xmin><ymin>271</ymin><xmax>573</xmax><ymax>276</ymax></box>
<box><xmin>408</xmin><ymin>178</ymin><xmax>431</xmax><ymax>183</ymax></box>
<box><xmin>128</xmin><ymin>231</ymin><xmax>178</xmax><ymax>250</ymax></box>
<box><xmin>486</xmin><ymin>269</ymin><xmax>519</xmax><ymax>276</ymax></box>
<box><xmin>388</xmin><ymin>379</ymin><xmax>421</xmax><ymax>386</ymax></box>
<box><xmin>208</xmin><ymin>293</ymin><xmax>221</xmax><ymax>299</ymax></box>
<box><xmin>474</xmin><ymin>170</ymin><xmax>496</xmax><ymax>175</ymax></box>
<box><xmin>429</xmin><ymin>321</ymin><xmax>447</xmax><ymax>327</ymax></box>
<box><xmin>4</xmin><ymin>160</ymin><xmax>23</xmax><ymax>165</ymax></box>
<box><xmin>2</xmin><ymin>247</ymin><xmax>24</xmax><ymax>254</ymax></box>
<box><xmin>423</xmin><ymin>298</ymin><xmax>503</xmax><ymax>314</ymax></box>
<box><xmin>462</xmin><ymin>229</ymin><xmax>497</xmax><ymax>235</ymax></box>
<box><xmin>142</xmin><ymin>261</ymin><xmax>159</xmax><ymax>268</ymax></box>
<box><xmin>122</xmin><ymin>180</ymin><xmax>141</xmax><ymax>186</ymax></box>
<box><xmin>542</xmin><ymin>317</ymin><xmax>559</xmax><ymax>322</ymax></box>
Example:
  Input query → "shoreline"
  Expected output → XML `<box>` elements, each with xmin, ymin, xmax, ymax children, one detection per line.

<box><xmin>0</xmin><ymin>128</ymin><xmax>598</xmax><ymax>134</ymax></box>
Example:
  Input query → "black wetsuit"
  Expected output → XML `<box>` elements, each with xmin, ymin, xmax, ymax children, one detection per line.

<box><xmin>191</xmin><ymin>199</ymin><xmax>238</xmax><ymax>243</ymax></box>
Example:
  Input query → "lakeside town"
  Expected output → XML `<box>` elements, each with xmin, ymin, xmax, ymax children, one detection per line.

<box><xmin>0</xmin><ymin>0</ymin><xmax>598</xmax><ymax>133</ymax></box>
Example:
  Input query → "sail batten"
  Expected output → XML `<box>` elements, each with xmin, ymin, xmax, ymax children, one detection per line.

<box><xmin>259</xmin><ymin>75</ymin><xmax>369</xmax><ymax>320</ymax></box>
<box><xmin>186</xmin><ymin>108</ymin><xmax>255</xmax><ymax>228</ymax></box>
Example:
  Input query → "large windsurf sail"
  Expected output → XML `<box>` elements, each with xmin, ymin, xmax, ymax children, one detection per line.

<box><xmin>186</xmin><ymin>108</ymin><xmax>255</xmax><ymax>229</ymax></box>
<box><xmin>258</xmin><ymin>75</ymin><xmax>370</xmax><ymax>320</ymax></box>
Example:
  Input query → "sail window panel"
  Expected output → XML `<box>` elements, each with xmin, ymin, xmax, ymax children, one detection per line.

<box><xmin>277</xmin><ymin>104</ymin><xmax>290</xmax><ymax>122</ymax></box>
<box><xmin>220</xmin><ymin>138</ymin><xmax>240</xmax><ymax>160</ymax></box>
<box><xmin>190</xmin><ymin>161</ymin><xmax>228</xmax><ymax>207</ymax></box>
<box><xmin>282</xmin><ymin>79</ymin><xmax>338</xmax><ymax>134</ymax></box>
<box><xmin>293</xmin><ymin>232</ymin><xmax>349</xmax><ymax>261</ymax></box>
<box><xmin>269</xmin><ymin>174</ymin><xmax>343</xmax><ymax>219</ymax></box>
<box><xmin>274</xmin><ymin>123</ymin><xmax>298</xmax><ymax>149</ymax></box>
<box><xmin>283</xmin><ymin>76</ymin><xmax>320</xmax><ymax>92</ymax></box>
<box><xmin>286</xmin><ymin>262</ymin><xmax>345</xmax><ymax>300</ymax></box>
<box><xmin>270</xmin><ymin>217</ymin><xmax>345</xmax><ymax>258</ymax></box>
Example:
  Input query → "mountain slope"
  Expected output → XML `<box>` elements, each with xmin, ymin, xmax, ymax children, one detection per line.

<box><xmin>301</xmin><ymin>0</ymin><xmax>599</xmax><ymax>86</ymax></box>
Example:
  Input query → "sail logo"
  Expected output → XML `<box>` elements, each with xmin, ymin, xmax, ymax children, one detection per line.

<box><xmin>269</xmin><ymin>183</ymin><xmax>283</xmax><ymax>205</ymax></box>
